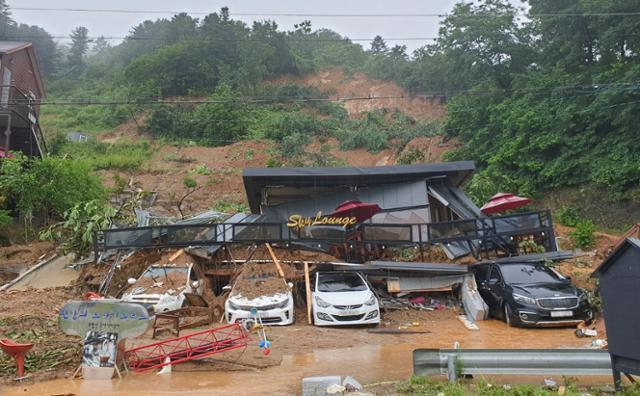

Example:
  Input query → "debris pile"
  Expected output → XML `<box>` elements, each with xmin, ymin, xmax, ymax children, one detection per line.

<box><xmin>0</xmin><ymin>288</ymin><xmax>81</xmax><ymax>383</ymax></box>
<box><xmin>379</xmin><ymin>295</ymin><xmax>454</xmax><ymax>312</ymax></box>
<box><xmin>232</xmin><ymin>262</ymin><xmax>289</xmax><ymax>300</ymax></box>
<box><xmin>123</xmin><ymin>265</ymin><xmax>191</xmax><ymax>295</ymax></box>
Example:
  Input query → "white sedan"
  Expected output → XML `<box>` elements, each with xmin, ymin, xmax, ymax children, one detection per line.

<box><xmin>312</xmin><ymin>271</ymin><xmax>380</xmax><ymax>326</ymax></box>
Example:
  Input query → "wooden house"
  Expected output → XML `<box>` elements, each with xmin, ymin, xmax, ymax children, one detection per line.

<box><xmin>0</xmin><ymin>41</ymin><xmax>46</xmax><ymax>158</ymax></box>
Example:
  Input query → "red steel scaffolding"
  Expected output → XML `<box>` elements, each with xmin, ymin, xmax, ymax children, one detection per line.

<box><xmin>125</xmin><ymin>323</ymin><xmax>248</xmax><ymax>372</ymax></box>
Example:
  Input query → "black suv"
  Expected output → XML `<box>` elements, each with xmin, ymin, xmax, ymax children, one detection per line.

<box><xmin>472</xmin><ymin>262</ymin><xmax>593</xmax><ymax>327</ymax></box>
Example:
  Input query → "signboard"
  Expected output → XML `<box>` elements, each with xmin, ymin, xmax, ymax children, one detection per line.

<box><xmin>59</xmin><ymin>300</ymin><xmax>153</xmax><ymax>379</ymax></box>
<box><xmin>287</xmin><ymin>211</ymin><xmax>357</xmax><ymax>231</ymax></box>
<box><xmin>59</xmin><ymin>300</ymin><xmax>153</xmax><ymax>338</ymax></box>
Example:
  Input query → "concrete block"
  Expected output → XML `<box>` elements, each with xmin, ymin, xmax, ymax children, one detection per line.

<box><xmin>302</xmin><ymin>376</ymin><xmax>342</xmax><ymax>396</ymax></box>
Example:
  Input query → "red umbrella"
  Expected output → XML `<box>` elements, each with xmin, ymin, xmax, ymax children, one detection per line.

<box><xmin>480</xmin><ymin>192</ymin><xmax>531</xmax><ymax>215</ymax></box>
<box><xmin>328</xmin><ymin>200</ymin><xmax>382</xmax><ymax>223</ymax></box>
<box><xmin>0</xmin><ymin>147</ymin><xmax>13</xmax><ymax>158</ymax></box>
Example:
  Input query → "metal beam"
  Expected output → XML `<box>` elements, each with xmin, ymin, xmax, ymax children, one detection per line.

<box><xmin>414</xmin><ymin>348</ymin><xmax>612</xmax><ymax>381</ymax></box>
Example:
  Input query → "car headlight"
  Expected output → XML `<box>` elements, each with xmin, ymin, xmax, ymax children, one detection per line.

<box><xmin>315</xmin><ymin>296</ymin><xmax>331</xmax><ymax>308</ymax></box>
<box><xmin>364</xmin><ymin>294</ymin><xmax>377</xmax><ymax>306</ymax></box>
<box><xmin>513</xmin><ymin>293</ymin><xmax>536</xmax><ymax>305</ymax></box>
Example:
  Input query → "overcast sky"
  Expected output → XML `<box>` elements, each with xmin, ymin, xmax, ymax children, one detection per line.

<box><xmin>8</xmin><ymin>0</ymin><xmax>500</xmax><ymax>52</ymax></box>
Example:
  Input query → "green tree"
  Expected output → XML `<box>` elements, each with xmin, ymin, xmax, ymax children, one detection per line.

<box><xmin>69</xmin><ymin>26</ymin><xmax>91</xmax><ymax>72</ymax></box>
<box><xmin>91</xmin><ymin>36</ymin><xmax>111</xmax><ymax>56</ymax></box>
<box><xmin>0</xmin><ymin>0</ymin><xmax>14</xmax><ymax>38</ymax></box>
<box><xmin>370</xmin><ymin>35</ymin><xmax>388</xmax><ymax>54</ymax></box>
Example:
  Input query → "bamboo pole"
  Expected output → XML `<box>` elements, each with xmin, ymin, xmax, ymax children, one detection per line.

<box><xmin>304</xmin><ymin>261</ymin><xmax>312</xmax><ymax>325</ymax></box>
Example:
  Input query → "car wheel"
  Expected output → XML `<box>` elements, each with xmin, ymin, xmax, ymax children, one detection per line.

<box><xmin>504</xmin><ymin>303</ymin><xmax>514</xmax><ymax>327</ymax></box>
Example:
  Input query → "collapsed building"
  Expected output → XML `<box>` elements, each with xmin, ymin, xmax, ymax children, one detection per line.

<box><xmin>88</xmin><ymin>161</ymin><xmax>562</xmax><ymax>324</ymax></box>
<box><xmin>97</xmin><ymin>161</ymin><xmax>558</xmax><ymax>262</ymax></box>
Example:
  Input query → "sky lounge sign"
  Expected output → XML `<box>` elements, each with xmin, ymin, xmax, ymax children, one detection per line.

<box><xmin>287</xmin><ymin>211</ymin><xmax>357</xmax><ymax>231</ymax></box>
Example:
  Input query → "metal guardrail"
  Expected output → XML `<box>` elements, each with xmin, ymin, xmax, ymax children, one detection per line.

<box><xmin>94</xmin><ymin>210</ymin><xmax>556</xmax><ymax>257</ymax></box>
<box><xmin>413</xmin><ymin>348</ymin><xmax>612</xmax><ymax>382</ymax></box>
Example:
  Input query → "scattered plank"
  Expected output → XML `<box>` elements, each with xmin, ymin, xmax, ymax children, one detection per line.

<box><xmin>265</xmin><ymin>243</ymin><xmax>285</xmax><ymax>278</ymax></box>
<box><xmin>304</xmin><ymin>261</ymin><xmax>312</xmax><ymax>325</ymax></box>
<box><xmin>368</xmin><ymin>328</ymin><xmax>431</xmax><ymax>334</ymax></box>
<box><xmin>457</xmin><ymin>315</ymin><xmax>480</xmax><ymax>330</ymax></box>
<box><xmin>169</xmin><ymin>249</ymin><xmax>185</xmax><ymax>262</ymax></box>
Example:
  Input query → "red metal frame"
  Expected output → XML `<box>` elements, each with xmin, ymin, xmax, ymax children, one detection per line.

<box><xmin>125</xmin><ymin>323</ymin><xmax>248</xmax><ymax>372</ymax></box>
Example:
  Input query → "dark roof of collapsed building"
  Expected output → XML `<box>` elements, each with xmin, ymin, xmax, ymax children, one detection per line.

<box><xmin>243</xmin><ymin>161</ymin><xmax>475</xmax><ymax>213</ymax></box>
<box><xmin>591</xmin><ymin>237</ymin><xmax>640</xmax><ymax>277</ymax></box>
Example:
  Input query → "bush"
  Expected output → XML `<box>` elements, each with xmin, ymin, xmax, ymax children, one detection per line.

<box><xmin>212</xmin><ymin>201</ymin><xmax>248</xmax><ymax>213</ymax></box>
<box><xmin>40</xmin><ymin>200</ymin><xmax>115</xmax><ymax>257</ymax></box>
<box><xmin>147</xmin><ymin>84</ymin><xmax>250</xmax><ymax>146</ymax></box>
<box><xmin>398</xmin><ymin>148</ymin><xmax>425</xmax><ymax>164</ymax></box>
<box><xmin>555</xmin><ymin>206</ymin><xmax>581</xmax><ymax>227</ymax></box>
<box><xmin>56</xmin><ymin>141</ymin><xmax>152</xmax><ymax>170</ymax></box>
<box><xmin>0</xmin><ymin>155</ymin><xmax>105</xmax><ymax>226</ymax></box>
<box><xmin>0</xmin><ymin>209</ymin><xmax>10</xmax><ymax>228</ymax></box>
<box><xmin>279</xmin><ymin>133</ymin><xmax>311</xmax><ymax>157</ymax></box>
<box><xmin>264</xmin><ymin>112</ymin><xmax>326</xmax><ymax>142</ymax></box>
<box><xmin>569</xmin><ymin>220</ymin><xmax>596</xmax><ymax>249</ymax></box>
<box><xmin>337</xmin><ymin>128</ymin><xmax>388</xmax><ymax>152</ymax></box>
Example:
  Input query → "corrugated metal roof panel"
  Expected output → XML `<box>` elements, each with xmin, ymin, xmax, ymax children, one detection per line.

<box><xmin>0</xmin><ymin>41</ymin><xmax>30</xmax><ymax>54</ymax></box>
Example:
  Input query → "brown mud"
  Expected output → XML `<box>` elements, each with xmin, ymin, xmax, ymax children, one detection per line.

<box><xmin>0</xmin><ymin>242</ymin><xmax>55</xmax><ymax>284</ymax></box>
<box><xmin>3</xmin><ymin>309</ymin><xmax>608</xmax><ymax>395</ymax></box>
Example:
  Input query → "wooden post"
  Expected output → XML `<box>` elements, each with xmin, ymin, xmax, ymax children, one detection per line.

<box><xmin>265</xmin><ymin>243</ymin><xmax>285</xmax><ymax>278</ymax></box>
<box><xmin>304</xmin><ymin>261</ymin><xmax>312</xmax><ymax>325</ymax></box>
<box><xmin>169</xmin><ymin>249</ymin><xmax>184</xmax><ymax>262</ymax></box>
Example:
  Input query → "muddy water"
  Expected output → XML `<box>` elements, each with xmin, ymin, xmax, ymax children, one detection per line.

<box><xmin>3</xmin><ymin>318</ymin><xmax>608</xmax><ymax>396</ymax></box>
<box><xmin>3</xmin><ymin>344</ymin><xmax>414</xmax><ymax>396</ymax></box>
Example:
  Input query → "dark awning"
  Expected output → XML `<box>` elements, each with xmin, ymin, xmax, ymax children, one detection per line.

<box><xmin>332</xmin><ymin>260</ymin><xmax>469</xmax><ymax>275</ymax></box>
<box><xmin>243</xmin><ymin>161</ymin><xmax>475</xmax><ymax>213</ymax></box>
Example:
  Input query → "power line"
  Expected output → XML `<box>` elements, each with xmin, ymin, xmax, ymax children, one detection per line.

<box><xmin>10</xmin><ymin>32</ymin><xmax>640</xmax><ymax>43</ymax></box>
<box><xmin>11</xmin><ymin>7</ymin><xmax>640</xmax><ymax>18</ymax></box>
<box><xmin>4</xmin><ymin>35</ymin><xmax>437</xmax><ymax>42</ymax></box>
<box><xmin>12</xmin><ymin>7</ymin><xmax>447</xmax><ymax>17</ymax></box>
<box><xmin>19</xmin><ymin>84</ymin><xmax>640</xmax><ymax>107</ymax></box>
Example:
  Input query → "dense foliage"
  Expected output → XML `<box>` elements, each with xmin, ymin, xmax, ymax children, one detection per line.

<box><xmin>3</xmin><ymin>0</ymin><xmax>639</xmax><ymax>205</ymax></box>
<box><xmin>146</xmin><ymin>88</ymin><xmax>440</xmax><ymax>157</ymax></box>
<box><xmin>418</xmin><ymin>1</ymin><xmax>640</xmax><ymax>202</ymax></box>
<box><xmin>0</xmin><ymin>155</ymin><xmax>105</xmax><ymax>228</ymax></box>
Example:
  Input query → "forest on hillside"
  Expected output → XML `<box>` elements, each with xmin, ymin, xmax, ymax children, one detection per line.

<box><xmin>1</xmin><ymin>0</ymin><xmax>640</xmax><ymax>245</ymax></box>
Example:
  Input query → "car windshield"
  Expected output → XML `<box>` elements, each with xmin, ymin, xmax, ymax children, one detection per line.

<box><xmin>317</xmin><ymin>273</ymin><xmax>367</xmax><ymax>292</ymax></box>
<box><xmin>500</xmin><ymin>264</ymin><xmax>562</xmax><ymax>284</ymax></box>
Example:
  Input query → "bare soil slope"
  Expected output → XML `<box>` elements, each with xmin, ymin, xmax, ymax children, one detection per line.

<box><xmin>268</xmin><ymin>69</ymin><xmax>446</xmax><ymax>120</ymax></box>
